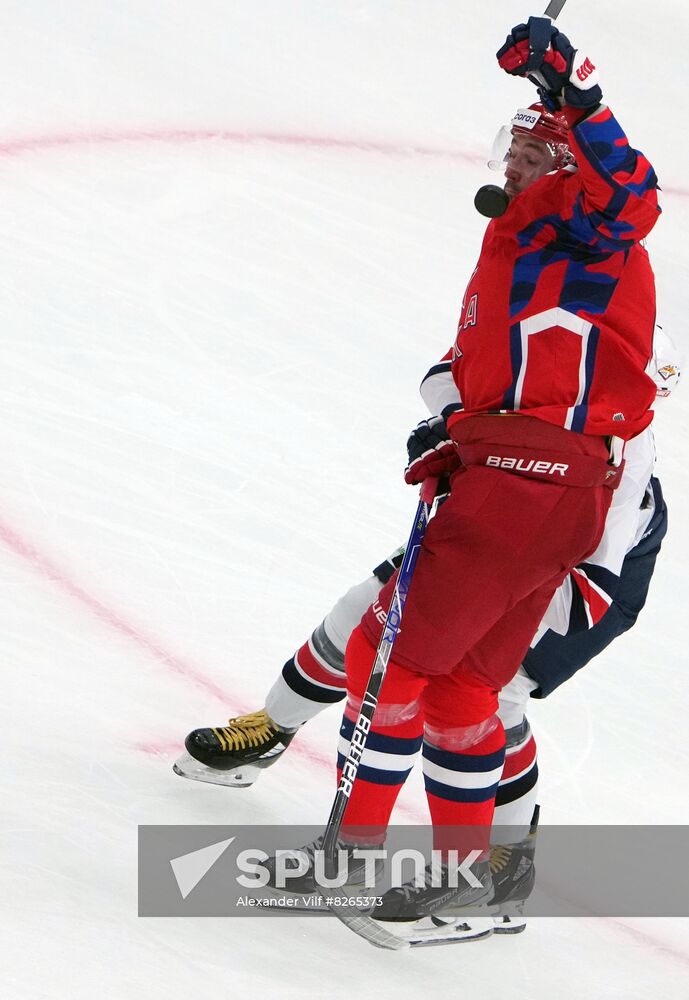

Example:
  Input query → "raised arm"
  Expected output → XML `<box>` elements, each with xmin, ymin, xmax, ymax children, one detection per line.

<box><xmin>567</xmin><ymin>106</ymin><xmax>661</xmax><ymax>246</ymax></box>
<box><xmin>498</xmin><ymin>16</ymin><xmax>661</xmax><ymax>246</ymax></box>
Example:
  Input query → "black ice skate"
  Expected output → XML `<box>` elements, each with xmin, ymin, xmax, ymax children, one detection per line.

<box><xmin>173</xmin><ymin>709</ymin><xmax>298</xmax><ymax>788</ymax></box>
<box><xmin>371</xmin><ymin>856</ymin><xmax>494</xmax><ymax>946</ymax></box>
<box><xmin>487</xmin><ymin>804</ymin><xmax>539</xmax><ymax>934</ymax></box>
<box><xmin>383</xmin><ymin>806</ymin><xmax>539</xmax><ymax>944</ymax></box>
<box><xmin>262</xmin><ymin>834</ymin><xmax>386</xmax><ymax>899</ymax></box>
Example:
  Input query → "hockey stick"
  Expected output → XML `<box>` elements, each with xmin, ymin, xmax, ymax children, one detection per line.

<box><xmin>529</xmin><ymin>0</ymin><xmax>570</xmax><ymax>101</ymax></box>
<box><xmin>321</xmin><ymin>476</ymin><xmax>438</xmax><ymax>951</ymax></box>
<box><xmin>544</xmin><ymin>0</ymin><xmax>568</xmax><ymax>19</ymax></box>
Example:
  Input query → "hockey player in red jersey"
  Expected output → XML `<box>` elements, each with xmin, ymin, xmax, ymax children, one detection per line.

<box><xmin>339</xmin><ymin>20</ymin><xmax>660</xmax><ymax>923</ymax></box>
<box><xmin>180</xmin><ymin>18</ymin><xmax>665</xmax><ymax>939</ymax></box>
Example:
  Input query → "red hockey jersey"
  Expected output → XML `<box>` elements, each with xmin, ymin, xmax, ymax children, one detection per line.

<box><xmin>448</xmin><ymin>106</ymin><xmax>661</xmax><ymax>441</ymax></box>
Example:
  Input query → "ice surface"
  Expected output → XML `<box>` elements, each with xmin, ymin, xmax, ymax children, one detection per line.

<box><xmin>0</xmin><ymin>2</ymin><xmax>688</xmax><ymax>997</ymax></box>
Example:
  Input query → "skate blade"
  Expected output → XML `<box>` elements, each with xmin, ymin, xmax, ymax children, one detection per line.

<box><xmin>172</xmin><ymin>751</ymin><xmax>260</xmax><ymax>788</ymax></box>
<box><xmin>401</xmin><ymin>915</ymin><xmax>495</xmax><ymax>947</ymax></box>
<box><xmin>492</xmin><ymin>914</ymin><xmax>527</xmax><ymax>935</ymax></box>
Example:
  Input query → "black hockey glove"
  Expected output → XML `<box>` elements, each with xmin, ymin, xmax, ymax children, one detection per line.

<box><xmin>497</xmin><ymin>17</ymin><xmax>602</xmax><ymax>111</ymax></box>
<box><xmin>404</xmin><ymin>416</ymin><xmax>461</xmax><ymax>486</ymax></box>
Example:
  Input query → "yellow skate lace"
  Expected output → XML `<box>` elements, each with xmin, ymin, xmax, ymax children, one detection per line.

<box><xmin>212</xmin><ymin>710</ymin><xmax>275</xmax><ymax>751</ymax></box>
<box><xmin>489</xmin><ymin>846</ymin><xmax>512</xmax><ymax>875</ymax></box>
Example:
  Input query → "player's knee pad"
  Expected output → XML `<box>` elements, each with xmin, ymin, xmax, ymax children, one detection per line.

<box><xmin>345</xmin><ymin>691</ymin><xmax>423</xmax><ymax>727</ymax></box>
<box><xmin>424</xmin><ymin>715</ymin><xmax>502</xmax><ymax>751</ymax></box>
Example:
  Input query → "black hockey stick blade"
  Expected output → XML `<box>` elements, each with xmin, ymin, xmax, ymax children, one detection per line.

<box><xmin>330</xmin><ymin>906</ymin><xmax>496</xmax><ymax>949</ymax></box>
<box><xmin>330</xmin><ymin>904</ymin><xmax>410</xmax><ymax>951</ymax></box>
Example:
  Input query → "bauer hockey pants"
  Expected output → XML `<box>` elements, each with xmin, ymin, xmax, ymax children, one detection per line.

<box><xmin>341</xmin><ymin>423</ymin><xmax>616</xmax><ymax>843</ymax></box>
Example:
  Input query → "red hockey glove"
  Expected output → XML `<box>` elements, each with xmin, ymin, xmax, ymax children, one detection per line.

<box><xmin>404</xmin><ymin>416</ymin><xmax>461</xmax><ymax>486</ymax></box>
<box><xmin>497</xmin><ymin>17</ymin><xmax>602</xmax><ymax>110</ymax></box>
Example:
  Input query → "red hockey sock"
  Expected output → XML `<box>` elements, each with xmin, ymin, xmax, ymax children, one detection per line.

<box><xmin>423</xmin><ymin>720</ymin><xmax>506</xmax><ymax>856</ymax></box>
<box><xmin>338</xmin><ymin>627</ymin><xmax>425</xmax><ymax>842</ymax></box>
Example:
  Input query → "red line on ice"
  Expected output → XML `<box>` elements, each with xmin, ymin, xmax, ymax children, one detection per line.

<box><xmin>0</xmin><ymin>126</ymin><xmax>685</xmax><ymax>197</ymax></box>
<box><xmin>0</xmin><ymin>513</ymin><xmax>426</xmax><ymax>820</ymax></box>
<box><xmin>0</xmin><ymin>515</ymin><xmax>231</xmax><ymax>702</ymax></box>
<box><xmin>599</xmin><ymin>918</ymin><xmax>689</xmax><ymax>971</ymax></box>
<box><xmin>0</xmin><ymin>126</ymin><xmax>483</xmax><ymax>165</ymax></box>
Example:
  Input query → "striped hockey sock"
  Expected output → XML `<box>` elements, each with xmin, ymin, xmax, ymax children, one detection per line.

<box><xmin>281</xmin><ymin>625</ymin><xmax>348</xmax><ymax>706</ymax></box>
<box><xmin>493</xmin><ymin>718</ymin><xmax>538</xmax><ymax>828</ymax></box>
<box><xmin>423</xmin><ymin>722</ymin><xmax>506</xmax><ymax>854</ymax></box>
<box><xmin>338</xmin><ymin>711</ymin><xmax>423</xmax><ymax>842</ymax></box>
<box><xmin>265</xmin><ymin>625</ymin><xmax>348</xmax><ymax>730</ymax></box>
